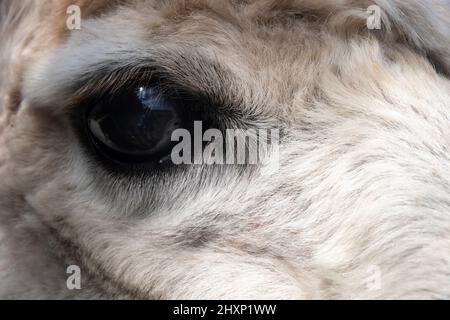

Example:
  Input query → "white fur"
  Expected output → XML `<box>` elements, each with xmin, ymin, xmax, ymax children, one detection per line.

<box><xmin>1</xmin><ymin>0</ymin><xmax>450</xmax><ymax>299</ymax></box>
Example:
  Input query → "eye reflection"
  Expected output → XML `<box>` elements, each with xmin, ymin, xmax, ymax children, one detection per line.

<box><xmin>87</xmin><ymin>86</ymin><xmax>184</xmax><ymax>163</ymax></box>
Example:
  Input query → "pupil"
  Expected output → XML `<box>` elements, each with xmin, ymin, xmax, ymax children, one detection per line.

<box><xmin>88</xmin><ymin>87</ymin><xmax>182</xmax><ymax>161</ymax></box>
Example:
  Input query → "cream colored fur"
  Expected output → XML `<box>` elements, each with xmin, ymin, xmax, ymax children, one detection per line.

<box><xmin>0</xmin><ymin>0</ymin><xmax>450</xmax><ymax>299</ymax></box>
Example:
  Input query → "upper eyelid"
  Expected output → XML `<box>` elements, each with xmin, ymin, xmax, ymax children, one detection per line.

<box><xmin>57</xmin><ymin>66</ymin><xmax>193</xmax><ymax>113</ymax></box>
<box><xmin>57</xmin><ymin>58</ymin><xmax>230</xmax><ymax>106</ymax></box>
<box><xmin>66</xmin><ymin>61</ymin><xmax>243</xmax><ymax>122</ymax></box>
<box><xmin>71</xmin><ymin>66</ymin><xmax>162</xmax><ymax>100</ymax></box>
<box><xmin>24</xmin><ymin>46</ymin><xmax>232</xmax><ymax>105</ymax></box>
<box><xmin>23</xmin><ymin>43</ymin><xmax>242</xmax><ymax>124</ymax></box>
<box><xmin>66</xmin><ymin>65</ymin><xmax>233</xmax><ymax>123</ymax></box>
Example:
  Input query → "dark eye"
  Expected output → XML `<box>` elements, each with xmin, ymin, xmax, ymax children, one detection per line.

<box><xmin>87</xmin><ymin>87</ymin><xmax>188</xmax><ymax>164</ymax></box>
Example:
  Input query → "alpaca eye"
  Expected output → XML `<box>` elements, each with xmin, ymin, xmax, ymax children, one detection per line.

<box><xmin>87</xmin><ymin>87</ymin><xmax>183</xmax><ymax>163</ymax></box>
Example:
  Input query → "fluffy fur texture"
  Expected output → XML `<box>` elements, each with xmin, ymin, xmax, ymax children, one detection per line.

<box><xmin>0</xmin><ymin>0</ymin><xmax>450</xmax><ymax>299</ymax></box>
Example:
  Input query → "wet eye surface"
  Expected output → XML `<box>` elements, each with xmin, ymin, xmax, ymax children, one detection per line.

<box><xmin>88</xmin><ymin>87</ymin><xmax>183</xmax><ymax>164</ymax></box>
<box><xmin>86</xmin><ymin>86</ymin><xmax>212</xmax><ymax>165</ymax></box>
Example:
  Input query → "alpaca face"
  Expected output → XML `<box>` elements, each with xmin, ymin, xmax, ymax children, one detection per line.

<box><xmin>0</xmin><ymin>0</ymin><xmax>449</xmax><ymax>299</ymax></box>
